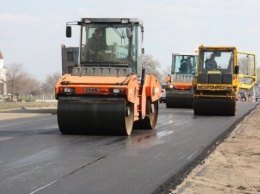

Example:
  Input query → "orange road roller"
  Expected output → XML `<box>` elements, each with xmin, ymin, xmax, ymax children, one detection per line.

<box><xmin>55</xmin><ymin>18</ymin><xmax>161</xmax><ymax>135</ymax></box>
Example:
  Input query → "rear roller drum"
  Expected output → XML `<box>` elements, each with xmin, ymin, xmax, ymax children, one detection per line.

<box><xmin>134</xmin><ymin>98</ymin><xmax>159</xmax><ymax>129</ymax></box>
<box><xmin>121</xmin><ymin>103</ymin><xmax>134</xmax><ymax>135</ymax></box>
<box><xmin>166</xmin><ymin>93</ymin><xmax>193</xmax><ymax>108</ymax></box>
<box><xmin>166</xmin><ymin>96</ymin><xmax>193</xmax><ymax>108</ymax></box>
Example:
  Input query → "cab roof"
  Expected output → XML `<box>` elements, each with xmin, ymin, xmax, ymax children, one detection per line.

<box><xmin>80</xmin><ymin>18</ymin><xmax>143</xmax><ymax>25</ymax></box>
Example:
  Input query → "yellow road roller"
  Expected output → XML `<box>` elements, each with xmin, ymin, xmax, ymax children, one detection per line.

<box><xmin>192</xmin><ymin>45</ymin><xmax>256</xmax><ymax>116</ymax></box>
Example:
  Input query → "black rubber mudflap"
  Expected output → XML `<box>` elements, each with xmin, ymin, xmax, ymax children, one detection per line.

<box><xmin>166</xmin><ymin>93</ymin><xmax>193</xmax><ymax>108</ymax></box>
<box><xmin>57</xmin><ymin>98</ymin><xmax>133</xmax><ymax>135</ymax></box>
<box><xmin>193</xmin><ymin>98</ymin><xmax>236</xmax><ymax>116</ymax></box>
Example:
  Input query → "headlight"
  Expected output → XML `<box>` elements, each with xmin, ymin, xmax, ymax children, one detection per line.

<box><xmin>170</xmin><ymin>85</ymin><xmax>174</xmax><ymax>88</ymax></box>
<box><xmin>84</xmin><ymin>19</ymin><xmax>91</xmax><ymax>23</ymax></box>
<box><xmin>113</xmin><ymin>88</ymin><xmax>120</xmax><ymax>93</ymax></box>
<box><xmin>63</xmin><ymin>88</ymin><xmax>75</xmax><ymax>93</ymax></box>
<box><xmin>121</xmin><ymin>19</ymin><xmax>129</xmax><ymax>23</ymax></box>
<box><xmin>109</xmin><ymin>88</ymin><xmax>125</xmax><ymax>94</ymax></box>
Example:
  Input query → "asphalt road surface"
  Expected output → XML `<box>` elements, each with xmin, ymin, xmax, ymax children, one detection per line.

<box><xmin>0</xmin><ymin>102</ymin><xmax>259</xmax><ymax>194</ymax></box>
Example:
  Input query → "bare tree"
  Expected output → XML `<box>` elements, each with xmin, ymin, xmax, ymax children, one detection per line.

<box><xmin>41</xmin><ymin>72</ymin><xmax>61</xmax><ymax>98</ymax></box>
<box><xmin>142</xmin><ymin>54</ymin><xmax>162</xmax><ymax>82</ymax></box>
<box><xmin>6</xmin><ymin>63</ymin><xmax>26</xmax><ymax>101</ymax></box>
<box><xmin>22</xmin><ymin>76</ymin><xmax>41</xmax><ymax>100</ymax></box>
<box><xmin>6</xmin><ymin>63</ymin><xmax>42</xmax><ymax>101</ymax></box>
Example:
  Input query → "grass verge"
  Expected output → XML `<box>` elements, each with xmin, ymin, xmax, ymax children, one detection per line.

<box><xmin>0</xmin><ymin>101</ymin><xmax>58</xmax><ymax>110</ymax></box>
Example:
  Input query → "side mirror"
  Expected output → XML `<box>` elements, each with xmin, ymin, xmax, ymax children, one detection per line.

<box><xmin>234</xmin><ymin>65</ymin><xmax>239</xmax><ymax>74</ymax></box>
<box><xmin>66</xmin><ymin>26</ymin><xmax>72</xmax><ymax>38</ymax></box>
<box><xmin>126</xmin><ymin>28</ymin><xmax>132</xmax><ymax>39</ymax></box>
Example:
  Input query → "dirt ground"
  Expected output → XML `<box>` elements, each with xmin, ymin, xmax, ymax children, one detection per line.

<box><xmin>170</xmin><ymin>105</ymin><xmax>260</xmax><ymax>194</ymax></box>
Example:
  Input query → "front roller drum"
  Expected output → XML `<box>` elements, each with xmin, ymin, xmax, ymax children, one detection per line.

<box><xmin>166</xmin><ymin>93</ymin><xmax>193</xmax><ymax>108</ymax></box>
<box><xmin>57</xmin><ymin>99</ymin><xmax>134</xmax><ymax>135</ymax></box>
<box><xmin>193</xmin><ymin>98</ymin><xmax>236</xmax><ymax>116</ymax></box>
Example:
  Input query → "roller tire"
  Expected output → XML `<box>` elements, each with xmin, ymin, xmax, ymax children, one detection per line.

<box><xmin>134</xmin><ymin>99</ymin><xmax>159</xmax><ymax>129</ymax></box>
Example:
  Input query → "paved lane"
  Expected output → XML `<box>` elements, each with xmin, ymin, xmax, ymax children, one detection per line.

<box><xmin>0</xmin><ymin>102</ymin><xmax>259</xmax><ymax>194</ymax></box>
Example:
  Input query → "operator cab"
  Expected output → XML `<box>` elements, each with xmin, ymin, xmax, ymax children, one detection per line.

<box><xmin>66</xmin><ymin>18</ymin><xmax>144</xmax><ymax>75</ymax></box>
<box><xmin>198</xmin><ymin>49</ymin><xmax>235</xmax><ymax>74</ymax></box>
<box><xmin>172</xmin><ymin>54</ymin><xmax>197</xmax><ymax>75</ymax></box>
<box><xmin>170</xmin><ymin>53</ymin><xmax>197</xmax><ymax>82</ymax></box>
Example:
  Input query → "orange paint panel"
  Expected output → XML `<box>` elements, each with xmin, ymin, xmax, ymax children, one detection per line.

<box><xmin>126</xmin><ymin>75</ymin><xmax>139</xmax><ymax>103</ymax></box>
<box><xmin>174</xmin><ymin>83</ymin><xmax>192</xmax><ymax>90</ymax></box>
<box><xmin>60</xmin><ymin>74</ymin><xmax>127</xmax><ymax>85</ymax></box>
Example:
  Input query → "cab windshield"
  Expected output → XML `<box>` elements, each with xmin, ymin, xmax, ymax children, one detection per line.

<box><xmin>199</xmin><ymin>50</ymin><xmax>234</xmax><ymax>73</ymax></box>
<box><xmin>80</xmin><ymin>24</ymin><xmax>138</xmax><ymax>69</ymax></box>
<box><xmin>172</xmin><ymin>55</ymin><xmax>197</xmax><ymax>75</ymax></box>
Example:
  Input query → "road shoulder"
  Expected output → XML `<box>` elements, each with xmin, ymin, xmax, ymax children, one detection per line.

<box><xmin>0</xmin><ymin>107</ymin><xmax>57</xmax><ymax>121</ymax></box>
<box><xmin>170</xmin><ymin>106</ymin><xmax>260</xmax><ymax>194</ymax></box>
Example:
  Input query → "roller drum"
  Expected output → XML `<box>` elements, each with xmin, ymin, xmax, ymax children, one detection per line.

<box><xmin>193</xmin><ymin>98</ymin><xmax>236</xmax><ymax>116</ymax></box>
<box><xmin>57</xmin><ymin>96</ymin><xmax>134</xmax><ymax>135</ymax></box>
<box><xmin>133</xmin><ymin>99</ymin><xmax>158</xmax><ymax>129</ymax></box>
<box><xmin>166</xmin><ymin>92</ymin><xmax>193</xmax><ymax>108</ymax></box>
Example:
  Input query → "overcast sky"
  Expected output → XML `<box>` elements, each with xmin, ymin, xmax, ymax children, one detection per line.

<box><xmin>1</xmin><ymin>0</ymin><xmax>260</xmax><ymax>81</ymax></box>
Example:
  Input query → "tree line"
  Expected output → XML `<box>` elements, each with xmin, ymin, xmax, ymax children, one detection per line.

<box><xmin>5</xmin><ymin>63</ymin><xmax>61</xmax><ymax>101</ymax></box>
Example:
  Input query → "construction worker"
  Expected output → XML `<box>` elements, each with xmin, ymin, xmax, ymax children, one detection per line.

<box><xmin>205</xmin><ymin>53</ymin><xmax>217</xmax><ymax>70</ymax></box>
<box><xmin>86</xmin><ymin>28</ymin><xmax>107</xmax><ymax>61</ymax></box>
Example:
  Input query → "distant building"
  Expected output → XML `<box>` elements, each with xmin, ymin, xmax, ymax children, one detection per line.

<box><xmin>0</xmin><ymin>51</ymin><xmax>7</xmax><ymax>97</ymax></box>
